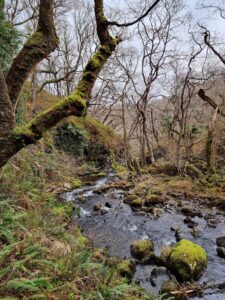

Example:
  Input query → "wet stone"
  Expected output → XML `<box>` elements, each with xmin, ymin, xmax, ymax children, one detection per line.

<box><xmin>170</xmin><ymin>225</ymin><xmax>180</xmax><ymax>232</ymax></box>
<box><xmin>175</xmin><ymin>230</ymin><xmax>182</xmax><ymax>242</ymax></box>
<box><xmin>207</xmin><ymin>218</ymin><xmax>220</xmax><ymax>228</ymax></box>
<box><xmin>191</xmin><ymin>227</ymin><xmax>201</xmax><ymax>238</ymax></box>
<box><xmin>150</xmin><ymin>267</ymin><xmax>170</xmax><ymax>288</ymax></box>
<box><xmin>105</xmin><ymin>202</ymin><xmax>111</xmax><ymax>208</ymax></box>
<box><xmin>183</xmin><ymin>216</ymin><xmax>192</xmax><ymax>224</ymax></box>
<box><xmin>187</xmin><ymin>220</ymin><xmax>199</xmax><ymax>228</ymax></box>
<box><xmin>181</xmin><ymin>205</ymin><xmax>202</xmax><ymax>218</ymax></box>
<box><xmin>216</xmin><ymin>247</ymin><xmax>225</xmax><ymax>258</ymax></box>
<box><xmin>100</xmin><ymin>209</ymin><xmax>109</xmax><ymax>215</ymax></box>
<box><xmin>216</xmin><ymin>236</ymin><xmax>225</xmax><ymax>247</ymax></box>
<box><xmin>93</xmin><ymin>203</ymin><xmax>102</xmax><ymax>212</ymax></box>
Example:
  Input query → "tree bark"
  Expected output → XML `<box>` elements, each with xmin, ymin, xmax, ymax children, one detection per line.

<box><xmin>206</xmin><ymin>107</ymin><xmax>218</xmax><ymax>174</ymax></box>
<box><xmin>6</xmin><ymin>0</ymin><xmax>59</xmax><ymax>111</ymax></box>
<box><xmin>31</xmin><ymin>68</ymin><xmax>38</xmax><ymax>112</ymax></box>
<box><xmin>0</xmin><ymin>68</ymin><xmax>15</xmax><ymax>135</ymax></box>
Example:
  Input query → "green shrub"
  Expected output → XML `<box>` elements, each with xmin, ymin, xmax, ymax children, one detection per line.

<box><xmin>0</xmin><ymin>6</ymin><xmax>20</xmax><ymax>73</ymax></box>
<box><xmin>54</xmin><ymin>116</ymin><xmax>122</xmax><ymax>167</ymax></box>
<box><xmin>54</xmin><ymin>123</ymin><xmax>88</xmax><ymax>156</ymax></box>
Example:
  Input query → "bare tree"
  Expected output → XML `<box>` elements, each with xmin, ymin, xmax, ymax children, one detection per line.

<box><xmin>129</xmin><ymin>0</ymin><xmax>184</xmax><ymax>164</ymax></box>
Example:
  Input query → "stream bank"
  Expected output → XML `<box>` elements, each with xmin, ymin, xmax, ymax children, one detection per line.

<box><xmin>64</xmin><ymin>173</ymin><xmax>225</xmax><ymax>299</ymax></box>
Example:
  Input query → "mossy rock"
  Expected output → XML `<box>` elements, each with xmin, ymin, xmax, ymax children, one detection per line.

<box><xmin>127</xmin><ymin>194</ymin><xmax>139</xmax><ymax>201</ymax></box>
<box><xmin>133</xmin><ymin>187</ymin><xmax>145</xmax><ymax>196</ymax></box>
<box><xmin>93</xmin><ymin>203</ymin><xmax>102</xmax><ymax>212</ymax></box>
<box><xmin>130</xmin><ymin>239</ymin><xmax>154</xmax><ymax>261</ymax></box>
<box><xmin>160</xmin><ymin>280</ymin><xmax>178</xmax><ymax>296</ymax></box>
<box><xmin>168</xmin><ymin>239</ymin><xmax>207</xmax><ymax>281</ymax></box>
<box><xmin>144</xmin><ymin>194</ymin><xmax>164</xmax><ymax>206</ymax></box>
<box><xmin>130</xmin><ymin>197</ymin><xmax>144</xmax><ymax>209</ymax></box>
<box><xmin>117</xmin><ymin>259</ymin><xmax>136</xmax><ymax>280</ymax></box>
<box><xmin>124</xmin><ymin>194</ymin><xmax>139</xmax><ymax>205</ymax></box>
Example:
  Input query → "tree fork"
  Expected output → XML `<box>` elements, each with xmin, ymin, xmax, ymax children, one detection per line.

<box><xmin>0</xmin><ymin>0</ymin><xmax>120</xmax><ymax>167</ymax></box>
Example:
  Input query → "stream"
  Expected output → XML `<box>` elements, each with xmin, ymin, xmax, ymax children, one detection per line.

<box><xmin>63</xmin><ymin>175</ymin><xmax>225</xmax><ymax>299</ymax></box>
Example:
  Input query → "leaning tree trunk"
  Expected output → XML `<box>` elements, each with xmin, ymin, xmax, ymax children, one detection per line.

<box><xmin>0</xmin><ymin>0</ymin><xmax>120</xmax><ymax>168</ymax></box>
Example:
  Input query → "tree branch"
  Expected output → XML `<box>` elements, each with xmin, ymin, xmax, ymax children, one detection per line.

<box><xmin>199</xmin><ymin>24</ymin><xmax>225</xmax><ymax>66</ymax></box>
<box><xmin>0</xmin><ymin>0</ymin><xmax>121</xmax><ymax>167</ymax></box>
<box><xmin>107</xmin><ymin>0</ymin><xmax>161</xmax><ymax>27</ymax></box>
<box><xmin>198</xmin><ymin>89</ymin><xmax>225</xmax><ymax>117</ymax></box>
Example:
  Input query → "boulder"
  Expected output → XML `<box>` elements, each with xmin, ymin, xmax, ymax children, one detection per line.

<box><xmin>130</xmin><ymin>239</ymin><xmax>154</xmax><ymax>261</ymax></box>
<box><xmin>168</xmin><ymin>239</ymin><xmax>207</xmax><ymax>281</ymax></box>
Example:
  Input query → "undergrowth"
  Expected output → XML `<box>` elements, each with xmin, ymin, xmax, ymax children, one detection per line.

<box><xmin>0</xmin><ymin>143</ymin><xmax>147</xmax><ymax>299</ymax></box>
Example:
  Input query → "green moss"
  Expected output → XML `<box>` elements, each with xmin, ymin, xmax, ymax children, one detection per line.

<box><xmin>117</xmin><ymin>259</ymin><xmax>135</xmax><ymax>280</ymax></box>
<box><xmin>112</xmin><ymin>162</ymin><xmax>127</xmax><ymax>173</ymax></box>
<box><xmin>26</xmin><ymin>31</ymin><xmax>44</xmax><ymax>47</ymax></box>
<box><xmin>100</xmin><ymin>16</ymin><xmax>108</xmax><ymax>23</ymax></box>
<box><xmin>160</xmin><ymin>280</ymin><xmax>178</xmax><ymax>295</ymax></box>
<box><xmin>62</xmin><ymin>176</ymin><xmax>82</xmax><ymax>189</ymax></box>
<box><xmin>25</xmin><ymin>30</ymin><xmax>59</xmax><ymax>49</ymax></box>
<box><xmin>12</xmin><ymin>126</ymin><xmax>35</xmax><ymax>140</ymax></box>
<box><xmin>27</xmin><ymin>93</ymin><xmax>86</xmax><ymax>133</ymax></box>
<box><xmin>84</xmin><ymin>46</ymin><xmax>110</xmax><ymax>73</ymax></box>
<box><xmin>130</xmin><ymin>240</ymin><xmax>154</xmax><ymax>260</ymax></box>
<box><xmin>124</xmin><ymin>194</ymin><xmax>139</xmax><ymax>205</ymax></box>
<box><xmin>168</xmin><ymin>239</ymin><xmax>207</xmax><ymax>281</ymax></box>
<box><xmin>130</xmin><ymin>197</ymin><xmax>144</xmax><ymax>209</ymax></box>
<box><xmin>133</xmin><ymin>187</ymin><xmax>145</xmax><ymax>197</ymax></box>
<box><xmin>144</xmin><ymin>194</ymin><xmax>164</xmax><ymax>206</ymax></box>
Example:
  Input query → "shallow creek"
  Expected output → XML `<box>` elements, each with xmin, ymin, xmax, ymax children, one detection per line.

<box><xmin>63</xmin><ymin>175</ymin><xmax>225</xmax><ymax>299</ymax></box>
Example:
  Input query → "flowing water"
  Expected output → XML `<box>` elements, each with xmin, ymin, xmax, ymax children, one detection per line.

<box><xmin>63</xmin><ymin>175</ymin><xmax>225</xmax><ymax>299</ymax></box>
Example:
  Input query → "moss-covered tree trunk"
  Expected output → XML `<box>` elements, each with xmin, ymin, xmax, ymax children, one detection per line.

<box><xmin>0</xmin><ymin>0</ymin><xmax>120</xmax><ymax>168</ymax></box>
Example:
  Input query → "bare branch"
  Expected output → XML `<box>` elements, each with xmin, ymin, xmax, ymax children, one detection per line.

<box><xmin>107</xmin><ymin>0</ymin><xmax>161</xmax><ymax>27</ymax></box>
<box><xmin>198</xmin><ymin>89</ymin><xmax>225</xmax><ymax>118</ymax></box>
<box><xmin>198</xmin><ymin>23</ymin><xmax>225</xmax><ymax>66</ymax></box>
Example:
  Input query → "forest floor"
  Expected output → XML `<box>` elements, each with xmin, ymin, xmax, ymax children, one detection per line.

<box><xmin>0</xmin><ymin>142</ymin><xmax>148</xmax><ymax>300</ymax></box>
